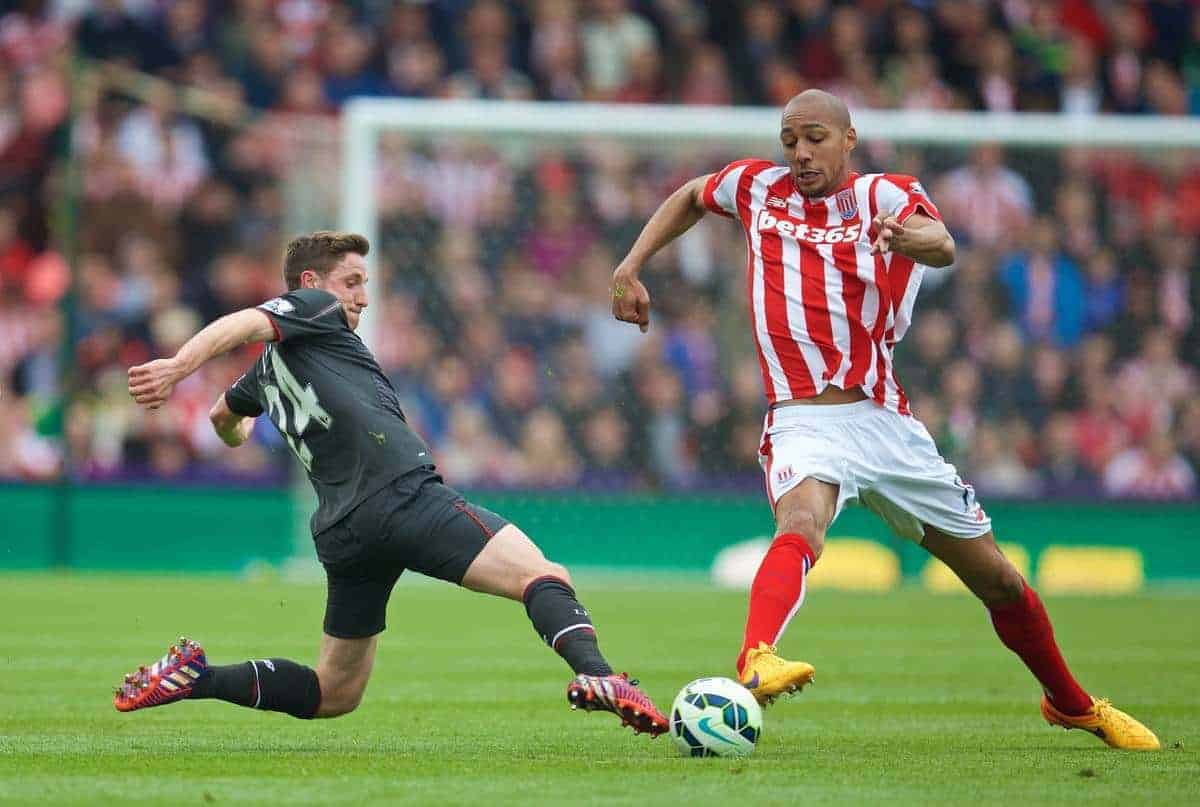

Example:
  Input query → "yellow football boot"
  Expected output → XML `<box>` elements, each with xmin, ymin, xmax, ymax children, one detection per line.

<box><xmin>737</xmin><ymin>642</ymin><xmax>815</xmax><ymax>705</ymax></box>
<box><xmin>1041</xmin><ymin>696</ymin><xmax>1161</xmax><ymax>750</ymax></box>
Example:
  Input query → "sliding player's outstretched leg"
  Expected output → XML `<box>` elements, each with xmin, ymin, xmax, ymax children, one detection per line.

<box><xmin>460</xmin><ymin>522</ymin><xmax>668</xmax><ymax>736</ymax></box>
<box><xmin>923</xmin><ymin>526</ymin><xmax>1160</xmax><ymax>750</ymax></box>
<box><xmin>114</xmin><ymin>637</ymin><xmax>325</xmax><ymax>719</ymax></box>
<box><xmin>527</xmin><ymin>574</ymin><xmax>667</xmax><ymax>736</ymax></box>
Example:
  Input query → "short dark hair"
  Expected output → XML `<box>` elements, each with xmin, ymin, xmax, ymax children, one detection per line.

<box><xmin>282</xmin><ymin>231</ymin><xmax>370</xmax><ymax>290</ymax></box>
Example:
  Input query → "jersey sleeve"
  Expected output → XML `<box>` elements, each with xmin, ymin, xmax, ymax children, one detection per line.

<box><xmin>224</xmin><ymin>368</ymin><xmax>264</xmax><ymax>417</ymax></box>
<box><xmin>701</xmin><ymin>159</ymin><xmax>773</xmax><ymax>219</ymax></box>
<box><xmin>874</xmin><ymin>174</ymin><xmax>942</xmax><ymax>224</ymax></box>
<box><xmin>256</xmin><ymin>288</ymin><xmax>347</xmax><ymax>342</ymax></box>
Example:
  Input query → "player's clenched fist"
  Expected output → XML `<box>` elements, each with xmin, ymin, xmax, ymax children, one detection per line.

<box><xmin>611</xmin><ymin>264</ymin><xmax>651</xmax><ymax>333</ymax></box>
<box><xmin>128</xmin><ymin>358</ymin><xmax>182</xmax><ymax>409</ymax></box>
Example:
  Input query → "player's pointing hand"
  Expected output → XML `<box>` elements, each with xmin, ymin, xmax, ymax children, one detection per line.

<box><xmin>870</xmin><ymin>213</ymin><xmax>904</xmax><ymax>256</ymax></box>
<box><xmin>611</xmin><ymin>265</ymin><xmax>651</xmax><ymax>333</ymax></box>
<box><xmin>128</xmin><ymin>358</ymin><xmax>182</xmax><ymax>410</ymax></box>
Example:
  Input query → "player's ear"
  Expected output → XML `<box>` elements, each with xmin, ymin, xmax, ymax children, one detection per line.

<box><xmin>300</xmin><ymin>269</ymin><xmax>318</xmax><ymax>289</ymax></box>
<box><xmin>844</xmin><ymin>126</ymin><xmax>857</xmax><ymax>155</ymax></box>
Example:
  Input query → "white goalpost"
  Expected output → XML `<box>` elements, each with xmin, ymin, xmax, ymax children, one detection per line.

<box><xmin>296</xmin><ymin>97</ymin><xmax>1200</xmax><ymax>585</ymax></box>
<box><xmin>339</xmin><ymin>98</ymin><xmax>1200</xmax><ymax>349</ymax></box>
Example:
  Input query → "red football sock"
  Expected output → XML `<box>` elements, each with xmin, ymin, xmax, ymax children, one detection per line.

<box><xmin>988</xmin><ymin>580</ymin><xmax>1093</xmax><ymax>716</ymax></box>
<box><xmin>737</xmin><ymin>532</ymin><xmax>815</xmax><ymax>674</ymax></box>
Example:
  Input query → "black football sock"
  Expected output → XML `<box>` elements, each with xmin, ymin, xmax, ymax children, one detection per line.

<box><xmin>523</xmin><ymin>576</ymin><xmax>614</xmax><ymax>676</ymax></box>
<box><xmin>189</xmin><ymin>663</ymin><xmax>256</xmax><ymax>706</ymax></box>
<box><xmin>191</xmin><ymin>659</ymin><xmax>322</xmax><ymax>719</ymax></box>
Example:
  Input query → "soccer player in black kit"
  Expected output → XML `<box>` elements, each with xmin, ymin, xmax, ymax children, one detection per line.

<box><xmin>116</xmin><ymin>231</ymin><xmax>668</xmax><ymax>736</ymax></box>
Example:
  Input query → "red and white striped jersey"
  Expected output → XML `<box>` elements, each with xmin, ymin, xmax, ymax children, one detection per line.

<box><xmin>702</xmin><ymin>160</ymin><xmax>941</xmax><ymax>415</ymax></box>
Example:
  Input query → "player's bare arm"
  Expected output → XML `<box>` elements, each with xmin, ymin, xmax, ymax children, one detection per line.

<box><xmin>869</xmin><ymin>212</ymin><xmax>955</xmax><ymax>267</ymax></box>
<box><xmin>208</xmin><ymin>394</ymin><xmax>255</xmax><ymax>447</ymax></box>
<box><xmin>612</xmin><ymin>173</ymin><xmax>711</xmax><ymax>332</ymax></box>
<box><xmin>128</xmin><ymin>308</ymin><xmax>276</xmax><ymax>410</ymax></box>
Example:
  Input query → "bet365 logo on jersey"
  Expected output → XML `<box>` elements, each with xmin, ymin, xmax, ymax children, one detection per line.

<box><xmin>755</xmin><ymin>209</ymin><xmax>861</xmax><ymax>244</ymax></box>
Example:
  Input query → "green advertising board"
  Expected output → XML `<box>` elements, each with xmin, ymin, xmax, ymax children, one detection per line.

<box><xmin>1</xmin><ymin>485</ymin><xmax>1196</xmax><ymax>587</ymax></box>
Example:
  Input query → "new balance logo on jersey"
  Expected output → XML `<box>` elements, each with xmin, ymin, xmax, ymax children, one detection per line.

<box><xmin>756</xmin><ymin>209</ymin><xmax>861</xmax><ymax>244</ymax></box>
<box><xmin>766</xmin><ymin>195</ymin><xmax>789</xmax><ymax>210</ymax></box>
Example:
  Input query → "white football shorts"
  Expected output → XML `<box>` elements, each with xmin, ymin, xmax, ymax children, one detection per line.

<box><xmin>758</xmin><ymin>400</ymin><xmax>991</xmax><ymax>542</ymax></box>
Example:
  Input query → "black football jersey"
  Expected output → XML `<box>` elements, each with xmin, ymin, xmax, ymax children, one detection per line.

<box><xmin>225</xmin><ymin>288</ymin><xmax>433</xmax><ymax>536</ymax></box>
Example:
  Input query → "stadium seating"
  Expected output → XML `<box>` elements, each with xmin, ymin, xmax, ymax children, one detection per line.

<box><xmin>0</xmin><ymin>0</ymin><xmax>1196</xmax><ymax>499</ymax></box>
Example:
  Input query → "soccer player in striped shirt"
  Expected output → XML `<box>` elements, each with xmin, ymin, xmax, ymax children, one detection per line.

<box><xmin>610</xmin><ymin>90</ymin><xmax>1158</xmax><ymax>749</ymax></box>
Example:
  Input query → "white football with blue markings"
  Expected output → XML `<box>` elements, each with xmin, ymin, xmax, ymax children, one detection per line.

<box><xmin>669</xmin><ymin>677</ymin><xmax>762</xmax><ymax>758</ymax></box>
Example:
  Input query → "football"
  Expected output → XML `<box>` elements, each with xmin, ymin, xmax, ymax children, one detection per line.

<box><xmin>669</xmin><ymin>677</ymin><xmax>763</xmax><ymax>757</ymax></box>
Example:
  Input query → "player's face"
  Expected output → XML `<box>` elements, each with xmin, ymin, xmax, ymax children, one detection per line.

<box><xmin>317</xmin><ymin>253</ymin><xmax>369</xmax><ymax>330</ymax></box>
<box><xmin>780</xmin><ymin>115</ymin><xmax>856</xmax><ymax>198</ymax></box>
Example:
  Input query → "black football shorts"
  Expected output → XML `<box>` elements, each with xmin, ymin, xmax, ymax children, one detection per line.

<box><xmin>315</xmin><ymin>466</ymin><xmax>509</xmax><ymax>639</ymax></box>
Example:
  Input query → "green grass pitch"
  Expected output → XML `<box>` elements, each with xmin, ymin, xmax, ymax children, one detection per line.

<box><xmin>1</xmin><ymin>574</ymin><xmax>1196</xmax><ymax>805</ymax></box>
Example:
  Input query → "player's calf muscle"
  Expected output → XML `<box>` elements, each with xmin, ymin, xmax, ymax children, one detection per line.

<box><xmin>311</xmin><ymin>657</ymin><xmax>373</xmax><ymax>718</ymax></box>
<box><xmin>315</xmin><ymin>680</ymin><xmax>365</xmax><ymax>717</ymax></box>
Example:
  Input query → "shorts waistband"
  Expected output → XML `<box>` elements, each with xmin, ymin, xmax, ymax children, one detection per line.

<box><xmin>767</xmin><ymin>399</ymin><xmax>881</xmax><ymax>423</ymax></box>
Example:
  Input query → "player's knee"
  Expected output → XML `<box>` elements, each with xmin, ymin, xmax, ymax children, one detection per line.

<box><xmin>549</xmin><ymin>562</ymin><xmax>572</xmax><ymax>587</ymax></box>
<box><xmin>533</xmin><ymin>561</ymin><xmax>572</xmax><ymax>589</ymax></box>
<box><xmin>775</xmin><ymin>510</ymin><xmax>825</xmax><ymax>556</ymax></box>
<box><xmin>991</xmin><ymin>563</ymin><xmax>1027</xmax><ymax>604</ymax></box>
<box><xmin>974</xmin><ymin>560</ymin><xmax>1026</xmax><ymax>605</ymax></box>
<box><xmin>515</xmin><ymin>561</ymin><xmax>572</xmax><ymax>599</ymax></box>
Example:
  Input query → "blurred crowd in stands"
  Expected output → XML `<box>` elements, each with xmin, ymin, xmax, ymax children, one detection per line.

<box><xmin>0</xmin><ymin>0</ymin><xmax>1197</xmax><ymax>499</ymax></box>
